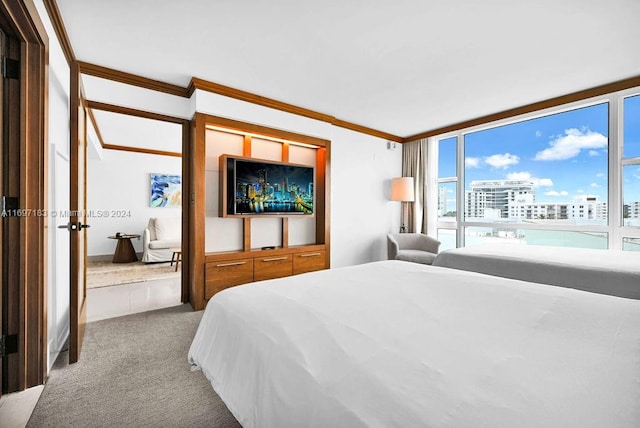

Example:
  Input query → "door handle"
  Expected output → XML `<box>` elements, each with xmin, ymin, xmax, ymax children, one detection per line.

<box><xmin>58</xmin><ymin>222</ymin><xmax>91</xmax><ymax>231</ymax></box>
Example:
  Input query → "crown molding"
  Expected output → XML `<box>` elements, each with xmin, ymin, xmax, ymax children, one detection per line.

<box><xmin>86</xmin><ymin>107</ymin><xmax>105</xmax><ymax>146</ymax></box>
<box><xmin>79</xmin><ymin>61</ymin><xmax>189</xmax><ymax>98</ymax></box>
<box><xmin>189</xmin><ymin>77</ymin><xmax>404</xmax><ymax>142</ymax></box>
<box><xmin>43</xmin><ymin>0</ymin><xmax>75</xmax><ymax>64</ymax></box>
<box><xmin>86</xmin><ymin>100</ymin><xmax>188</xmax><ymax>124</ymax></box>
<box><xmin>188</xmin><ymin>77</ymin><xmax>335</xmax><ymax>123</ymax></box>
<box><xmin>101</xmin><ymin>143</ymin><xmax>181</xmax><ymax>158</ymax></box>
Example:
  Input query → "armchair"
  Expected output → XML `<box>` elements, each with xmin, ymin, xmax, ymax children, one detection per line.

<box><xmin>141</xmin><ymin>217</ymin><xmax>181</xmax><ymax>263</ymax></box>
<box><xmin>387</xmin><ymin>233</ymin><xmax>441</xmax><ymax>265</ymax></box>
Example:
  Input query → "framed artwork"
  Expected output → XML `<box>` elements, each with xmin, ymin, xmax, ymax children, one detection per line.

<box><xmin>150</xmin><ymin>173</ymin><xmax>182</xmax><ymax>207</ymax></box>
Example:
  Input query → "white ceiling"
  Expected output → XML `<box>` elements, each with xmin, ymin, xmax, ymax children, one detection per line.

<box><xmin>91</xmin><ymin>110</ymin><xmax>183</xmax><ymax>152</ymax></box>
<box><xmin>57</xmin><ymin>0</ymin><xmax>640</xmax><ymax>139</ymax></box>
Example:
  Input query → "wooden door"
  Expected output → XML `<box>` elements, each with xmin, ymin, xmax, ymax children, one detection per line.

<box><xmin>0</xmin><ymin>27</ymin><xmax>5</xmax><ymax>399</ymax></box>
<box><xmin>68</xmin><ymin>63</ymin><xmax>88</xmax><ymax>363</ymax></box>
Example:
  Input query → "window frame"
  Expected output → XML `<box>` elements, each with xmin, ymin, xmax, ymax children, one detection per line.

<box><xmin>429</xmin><ymin>86</ymin><xmax>640</xmax><ymax>250</ymax></box>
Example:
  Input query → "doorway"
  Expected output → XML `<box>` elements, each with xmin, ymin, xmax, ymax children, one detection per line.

<box><xmin>82</xmin><ymin>105</ymin><xmax>185</xmax><ymax>322</ymax></box>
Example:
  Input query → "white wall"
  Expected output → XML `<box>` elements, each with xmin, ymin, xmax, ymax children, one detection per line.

<box><xmin>194</xmin><ymin>90</ymin><xmax>402</xmax><ymax>267</ymax></box>
<box><xmin>87</xmin><ymin>149</ymin><xmax>182</xmax><ymax>256</ymax></box>
<box><xmin>35</xmin><ymin>0</ymin><xmax>71</xmax><ymax>371</ymax></box>
<box><xmin>330</xmin><ymin>127</ymin><xmax>402</xmax><ymax>267</ymax></box>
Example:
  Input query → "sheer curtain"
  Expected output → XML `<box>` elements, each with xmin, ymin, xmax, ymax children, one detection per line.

<box><xmin>402</xmin><ymin>138</ymin><xmax>428</xmax><ymax>233</ymax></box>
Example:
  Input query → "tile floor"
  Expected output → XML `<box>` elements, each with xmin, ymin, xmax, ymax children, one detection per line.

<box><xmin>0</xmin><ymin>386</ymin><xmax>44</xmax><ymax>428</ymax></box>
<box><xmin>2</xmin><ymin>275</ymin><xmax>182</xmax><ymax>427</ymax></box>
<box><xmin>87</xmin><ymin>275</ymin><xmax>182</xmax><ymax>322</ymax></box>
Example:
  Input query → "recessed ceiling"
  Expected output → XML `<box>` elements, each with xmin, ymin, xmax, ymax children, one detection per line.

<box><xmin>57</xmin><ymin>0</ymin><xmax>640</xmax><ymax>138</ymax></box>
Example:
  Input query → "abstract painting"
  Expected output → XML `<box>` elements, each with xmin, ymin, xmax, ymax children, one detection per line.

<box><xmin>150</xmin><ymin>173</ymin><xmax>182</xmax><ymax>208</ymax></box>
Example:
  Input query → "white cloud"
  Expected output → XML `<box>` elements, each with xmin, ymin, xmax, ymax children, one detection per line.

<box><xmin>577</xmin><ymin>189</ymin><xmax>585</xmax><ymax>193</ymax></box>
<box><xmin>535</xmin><ymin>130</ymin><xmax>542</xmax><ymax>138</ymax></box>
<box><xmin>506</xmin><ymin>171</ymin><xmax>554</xmax><ymax>187</ymax></box>
<box><xmin>484</xmin><ymin>153</ymin><xmax>519</xmax><ymax>169</ymax></box>
<box><xmin>534</xmin><ymin>128</ymin><xmax>607</xmax><ymax>161</ymax></box>
<box><xmin>465</xmin><ymin>157</ymin><xmax>481</xmax><ymax>168</ymax></box>
<box><xmin>545</xmin><ymin>190</ymin><xmax>569</xmax><ymax>196</ymax></box>
<box><xmin>588</xmin><ymin>150</ymin><xmax>599</xmax><ymax>156</ymax></box>
<box><xmin>590</xmin><ymin>182</ymin><xmax>600</xmax><ymax>188</ymax></box>
<box><xmin>596</xmin><ymin>172</ymin><xmax>605</xmax><ymax>178</ymax></box>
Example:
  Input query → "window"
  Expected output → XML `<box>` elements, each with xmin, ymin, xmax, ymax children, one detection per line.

<box><xmin>623</xmin><ymin>237</ymin><xmax>640</xmax><ymax>251</ymax></box>
<box><xmin>430</xmin><ymin>89</ymin><xmax>640</xmax><ymax>250</ymax></box>
<box><xmin>463</xmin><ymin>103</ymin><xmax>608</xmax><ymax>228</ymax></box>
<box><xmin>623</xmin><ymin>94</ymin><xmax>640</xmax><ymax>158</ymax></box>
<box><xmin>436</xmin><ymin>137</ymin><xmax>457</xmax><ymax>250</ymax></box>
<box><xmin>623</xmin><ymin>94</ymin><xmax>640</xmax><ymax>229</ymax></box>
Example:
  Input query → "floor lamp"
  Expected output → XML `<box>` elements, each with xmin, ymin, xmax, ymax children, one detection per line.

<box><xmin>390</xmin><ymin>177</ymin><xmax>415</xmax><ymax>233</ymax></box>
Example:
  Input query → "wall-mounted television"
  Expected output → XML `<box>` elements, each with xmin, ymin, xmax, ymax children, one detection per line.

<box><xmin>220</xmin><ymin>155</ymin><xmax>315</xmax><ymax>216</ymax></box>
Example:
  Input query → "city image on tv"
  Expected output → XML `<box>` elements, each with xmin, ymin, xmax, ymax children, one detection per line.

<box><xmin>231</xmin><ymin>158</ymin><xmax>314</xmax><ymax>215</ymax></box>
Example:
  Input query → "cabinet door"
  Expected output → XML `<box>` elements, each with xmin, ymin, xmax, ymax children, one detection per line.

<box><xmin>254</xmin><ymin>254</ymin><xmax>293</xmax><ymax>282</ymax></box>
<box><xmin>206</xmin><ymin>258</ymin><xmax>254</xmax><ymax>299</ymax></box>
<box><xmin>293</xmin><ymin>251</ymin><xmax>326</xmax><ymax>275</ymax></box>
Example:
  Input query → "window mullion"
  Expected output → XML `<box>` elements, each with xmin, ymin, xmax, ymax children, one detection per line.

<box><xmin>456</xmin><ymin>132</ymin><xmax>464</xmax><ymax>248</ymax></box>
<box><xmin>609</xmin><ymin>95</ymin><xmax>622</xmax><ymax>250</ymax></box>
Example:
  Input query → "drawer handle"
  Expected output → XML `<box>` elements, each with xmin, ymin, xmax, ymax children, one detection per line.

<box><xmin>216</xmin><ymin>261</ymin><xmax>247</xmax><ymax>267</ymax></box>
<box><xmin>300</xmin><ymin>253</ymin><xmax>321</xmax><ymax>257</ymax></box>
<box><xmin>262</xmin><ymin>256</ymin><xmax>288</xmax><ymax>262</ymax></box>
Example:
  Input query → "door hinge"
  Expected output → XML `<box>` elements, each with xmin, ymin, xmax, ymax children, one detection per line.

<box><xmin>1</xmin><ymin>334</ymin><xmax>18</xmax><ymax>357</ymax></box>
<box><xmin>2</xmin><ymin>57</ymin><xmax>19</xmax><ymax>80</ymax></box>
<box><xmin>1</xmin><ymin>196</ymin><xmax>19</xmax><ymax>217</ymax></box>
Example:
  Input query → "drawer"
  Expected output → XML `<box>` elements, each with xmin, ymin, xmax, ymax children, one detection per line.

<box><xmin>205</xmin><ymin>258</ymin><xmax>254</xmax><ymax>299</ymax></box>
<box><xmin>254</xmin><ymin>254</ymin><xmax>293</xmax><ymax>282</ymax></box>
<box><xmin>293</xmin><ymin>250</ymin><xmax>326</xmax><ymax>275</ymax></box>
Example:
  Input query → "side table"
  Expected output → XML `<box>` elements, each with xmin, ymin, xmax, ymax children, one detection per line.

<box><xmin>108</xmin><ymin>234</ymin><xmax>141</xmax><ymax>263</ymax></box>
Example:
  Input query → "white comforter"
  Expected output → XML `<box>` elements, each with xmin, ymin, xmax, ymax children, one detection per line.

<box><xmin>188</xmin><ymin>260</ymin><xmax>640</xmax><ymax>428</ymax></box>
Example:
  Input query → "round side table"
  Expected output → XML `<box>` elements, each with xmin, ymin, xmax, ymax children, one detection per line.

<box><xmin>108</xmin><ymin>234</ymin><xmax>141</xmax><ymax>263</ymax></box>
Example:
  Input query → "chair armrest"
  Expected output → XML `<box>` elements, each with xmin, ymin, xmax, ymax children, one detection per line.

<box><xmin>387</xmin><ymin>234</ymin><xmax>400</xmax><ymax>260</ymax></box>
<box><xmin>143</xmin><ymin>228</ymin><xmax>151</xmax><ymax>248</ymax></box>
<box><xmin>418</xmin><ymin>235</ymin><xmax>441</xmax><ymax>254</ymax></box>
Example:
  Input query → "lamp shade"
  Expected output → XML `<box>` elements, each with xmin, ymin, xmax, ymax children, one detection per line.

<box><xmin>390</xmin><ymin>177</ymin><xmax>415</xmax><ymax>202</ymax></box>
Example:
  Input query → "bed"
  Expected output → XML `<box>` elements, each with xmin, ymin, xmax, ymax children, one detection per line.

<box><xmin>432</xmin><ymin>244</ymin><xmax>640</xmax><ymax>300</ymax></box>
<box><xmin>188</xmin><ymin>260</ymin><xmax>640</xmax><ymax>427</ymax></box>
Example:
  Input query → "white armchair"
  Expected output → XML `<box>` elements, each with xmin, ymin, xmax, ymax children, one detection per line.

<box><xmin>141</xmin><ymin>217</ymin><xmax>181</xmax><ymax>263</ymax></box>
<box><xmin>387</xmin><ymin>233</ymin><xmax>441</xmax><ymax>265</ymax></box>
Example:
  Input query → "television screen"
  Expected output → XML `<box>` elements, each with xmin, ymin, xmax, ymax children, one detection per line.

<box><xmin>227</xmin><ymin>157</ymin><xmax>314</xmax><ymax>215</ymax></box>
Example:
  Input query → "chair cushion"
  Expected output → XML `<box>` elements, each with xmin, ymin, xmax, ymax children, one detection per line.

<box><xmin>149</xmin><ymin>238</ymin><xmax>181</xmax><ymax>250</ymax></box>
<box><xmin>396</xmin><ymin>250</ymin><xmax>437</xmax><ymax>265</ymax></box>
<box><xmin>154</xmin><ymin>217</ymin><xmax>181</xmax><ymax>241</ymax></box>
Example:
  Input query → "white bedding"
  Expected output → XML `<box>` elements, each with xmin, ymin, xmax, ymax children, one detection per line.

<box><xmin>188</xmin><ymin>260</ymin><xmax>640</xmax><ymax>428</ymax></box>
<box><xmin>432</xmin><ymin>244</ymin><xmax>640</xmax><ymax>299</ymax></box>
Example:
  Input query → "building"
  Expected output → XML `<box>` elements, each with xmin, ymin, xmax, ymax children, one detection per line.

<box><xmin>508</xmin><ymin>199</ymin><xmax>608</xmax><ymax>222</ymax></box>
<box><xmin>465</xmin><ymin>180</ymin><xmax>535</xmax><ymax>219</ymax></box>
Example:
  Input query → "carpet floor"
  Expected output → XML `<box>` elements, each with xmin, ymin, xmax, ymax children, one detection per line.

<box><xmin>27</xmin><ymin>304</ymin><xmax>241</xmax><ymax>428</ymax></box>
<box><xmin>87</xmin><ymin>261</ymin><xmax>180</xmax><ymax>289</ymax></box>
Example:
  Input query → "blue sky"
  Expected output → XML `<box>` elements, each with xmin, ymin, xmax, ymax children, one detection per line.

<box><xmin>439</xmin><ymin>95</ymin><xmax>640</xmax><ymax>207</ymax></box>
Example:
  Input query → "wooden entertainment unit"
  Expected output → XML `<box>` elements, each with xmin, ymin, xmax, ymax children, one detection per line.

<box><xmin>204</xmin><ymin>245</ymin><xmax>326</xmax><ymax>299</ymax></box>
<box><xmin>185</xmin><ymin>113</ymin><xmax>331</xmax><ymax>310</ymax></box>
